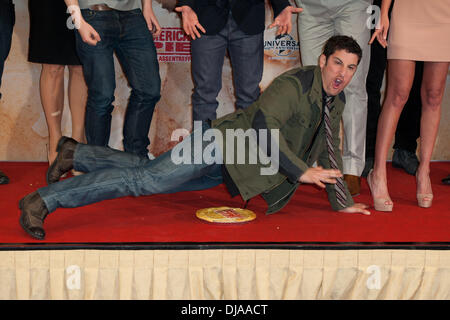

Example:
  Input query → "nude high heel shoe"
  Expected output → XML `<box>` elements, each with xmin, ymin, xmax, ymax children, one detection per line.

<box><xmin>417</xmin><ymin>194</ymin><xmax>433</xmax><ymax>208</ymax></box>
<box><xmin>416</xmin><ymin>172</ymin><xmax>433</xmax><ymax>208</ymax></box>
<box><xmin>367</xmin><ymin>169</ymin><xmax>393</xmax><ymax>212</ymax></box>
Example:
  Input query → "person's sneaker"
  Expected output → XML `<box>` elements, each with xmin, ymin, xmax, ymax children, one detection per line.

<box><xmin>0</xmin><ymin>170</ymin><xmax>9</xmax><ymax>185</ymax></box>
<box><xmin>392</xmin><ymin>149</ymin><xmax>419</xmax><ymax>176</ymax></box>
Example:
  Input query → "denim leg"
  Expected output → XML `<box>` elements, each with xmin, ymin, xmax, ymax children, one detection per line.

<box><xmin>73</xmin><ymin>143</ymin><xmax>151</xmax><ymax>173</ymax></box>
<box><xmin>116</xmin><ymin>10</ymin><xmax>161</xmax><ymax>158</ymax></box>
<box><xmin>0</xmin><ymin>0</ymin><xmax>14</xmax><ymax>97</ymax></box>
<box><xmin>168</xmin><ymin>163</ymin><xmax>223</xmax><ymax>193</ymax></box>
<box><xmin>75</xmin><ymin>10</ymin><xmax>119</xmax><ymax>148</ymax></box>
<box><xmin>227</xmin><ymin>18</ymin><xmax>263</xmax><ymax>110</ymax></box>
<box><xmin>191</xmin><ymin>31</ymin><xmax>227</xmax><ymax>122</ymax></box>
<box><xmin>38</xmin><ymin>123</ymin><xmax>223</xmax><ymax>212</ymax></box>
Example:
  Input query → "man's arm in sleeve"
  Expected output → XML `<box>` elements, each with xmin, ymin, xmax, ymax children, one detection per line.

<box><xmin>176</xmin><ymin>0</ymin><xmax>195</xmax><ymax>9</ymax></box>
<box><xmin>269</xmin><ymin>0</ymin><xmax>291</xmax><ymax>18</ymax></box>
<box><xmin>251</xmin><ymin>76</ymin><xmax>310</xmax><ymax>183</ymax></box>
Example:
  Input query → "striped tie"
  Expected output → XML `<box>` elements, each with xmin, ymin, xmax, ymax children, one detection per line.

<box><xmin>324</xmin><ymin>96</ymin><xmax>347</xmax><ymax>208</ymax></box>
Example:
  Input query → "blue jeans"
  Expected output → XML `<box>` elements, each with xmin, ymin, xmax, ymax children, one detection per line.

<box><xmin>38</xmin><ymin>123</ymin><xmax>223</xmax><ymax>213</ymax></box>
<box><xmin>191</xmin><ymin>12</ymin><xmax>264</xmax><ymax>122</ymax></box>
<box><xmin>75</xmin><ymin>8</ymin><xmax>161</xmax><ymax>158</ymax></box>
<box><xmin>0</xmin><ymin>0</ymin><xmax>14</xmax><ymax>99</ymax></box>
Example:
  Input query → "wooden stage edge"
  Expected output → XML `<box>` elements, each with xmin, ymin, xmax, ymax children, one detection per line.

<box><xmin>1</xmin><ymin>241</ymin><xmax>450</xmax><ymax>251</ymax></box>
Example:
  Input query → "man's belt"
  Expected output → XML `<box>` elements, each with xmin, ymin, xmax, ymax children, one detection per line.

<box><xmin>89</xmin><ymin>4</ymin><xmax>113</xmax><ymax>11</ymax></box>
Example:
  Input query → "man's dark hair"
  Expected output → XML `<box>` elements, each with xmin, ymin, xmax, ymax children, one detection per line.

<box><xmin>322</xmin><ymin>35</ymin><xmax>362</xmax><ymax>65</ymax></box>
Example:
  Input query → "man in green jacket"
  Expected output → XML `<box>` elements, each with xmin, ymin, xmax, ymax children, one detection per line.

<box><xmin>19</xmin><ymin>35</ymin><xmax>370</xmax><ymax>240</ymax></box>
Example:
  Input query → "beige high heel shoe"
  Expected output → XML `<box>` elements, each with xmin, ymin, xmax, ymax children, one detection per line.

<box><xmin>367</xmin><ymin>169</ymin><xmax>393</xmax><ymax>212</ymax></box>
<box><xmin>417</xmin><ymin>194</ymin><xmax>433</xmax><ymax>208</ymax></box>
<box><xmin>416</xmin><ymin>172</ymin><xmax>433</xmax><ymax>208</ymax></box>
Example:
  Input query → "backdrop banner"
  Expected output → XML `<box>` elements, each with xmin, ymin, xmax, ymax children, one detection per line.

<box><xmin>0</xmin><ymin>0</ymin><xmax>449</xmax><ymax>161</ymax></box>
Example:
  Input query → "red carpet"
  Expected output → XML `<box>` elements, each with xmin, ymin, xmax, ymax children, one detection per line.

<box><xmin>0</xmin><ymin>161</ymin><xmax>449</xmax><ymax>244</ymax></box>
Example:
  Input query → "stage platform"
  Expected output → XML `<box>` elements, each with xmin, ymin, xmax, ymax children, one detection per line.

<box><xmin>0</xmin><ymin>162</ymin><xmax>449</xmax><ymax>299</ymax></box>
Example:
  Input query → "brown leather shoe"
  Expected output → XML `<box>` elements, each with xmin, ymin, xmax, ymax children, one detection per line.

<box><xmin>19</xmin><ymin>191</ymin><xmax>49</xmax><ymax>240</ymax></box>
<box><xmin>46</xmin><ymin>136</ymin><xmax>78</xmax><ymax>185</ymax></box>
<box><xmin>344</xmin><ymin>174</ymin><xmax>361</xmax><ymax>196</ymax></box>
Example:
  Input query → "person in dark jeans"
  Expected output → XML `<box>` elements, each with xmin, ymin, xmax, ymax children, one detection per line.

<box><xmin>363</xmin><ymin>0</ymin><xmax>422</xmax><ymax>177</ymax></box>
<box><xmin>65</xmin><ymin>0</ymin><xmax>162</xmax><ymax>159</ymax></box>
<box><xmin>0</xmin><ymin>0</ymin><xmax>15</xmax><ymax>185</ymax></box>
<box><xmin>175</xmin><ymin>0</ymin><xmax>302</xmax><ymax>123</ymax></box>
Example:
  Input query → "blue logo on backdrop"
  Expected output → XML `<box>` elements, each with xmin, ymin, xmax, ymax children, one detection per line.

<box><xmin>264</xmin><ymin>33</ymin><xmax>299</xmax><ymax>59</ymax></box>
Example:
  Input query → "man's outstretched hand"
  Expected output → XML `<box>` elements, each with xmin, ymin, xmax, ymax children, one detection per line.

<box><xmin>175</xmin><ymin>5</ymin><xmax>206</xmax><ymax>40</ymax></box>
<box><xmin>268</xmin><ymin>5</ymin><xmax>303</xmax><ymax>35</ymax></box>
<box><xmin>299</xmin><ymin>167</ymin><xmax>371</xmax><ymax>215</ymax></box>
<box><xmin>298</xmin><ymin>166</ymin><xmax>342</xmax><ymax>188</ymax></box>
<box><xmin>339</xmin><ymin>203</ymin><xmax>371</xmax><ymax>215</ymax></box>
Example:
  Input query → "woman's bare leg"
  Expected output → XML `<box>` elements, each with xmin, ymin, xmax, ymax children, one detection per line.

<box><xmin>370</xmin><ymin>59</ymin><xmax>416</xmax><ymax>206</ymax></box>
<box><xmin>416</xmin><ymin>62</ymin><xmax>449</xmax><ymax>203</ymax></box>
<box><xmin>40</xmin><ymin>64</ymin><xmax>65</xmax><ymax>164</ymax></box>
<box><xmin>67</xmin><ymin>65</ymin><xmax>87</xmax><ymax>144</ymax></box>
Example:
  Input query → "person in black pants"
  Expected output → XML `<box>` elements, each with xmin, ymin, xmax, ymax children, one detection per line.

<box><xmin>0</xmin><ymin>0</ymin><xmax>15</xmax><ymax>185</ymax></box>
<box><xmin>175</xmin><ymin>0</ymin><xmax>302</xmax><ymax>123</ymax></box>
<box><xmin>363</xmin><ymin>0</ymin><xmax>422</xmax><ymax>177</ymax></box>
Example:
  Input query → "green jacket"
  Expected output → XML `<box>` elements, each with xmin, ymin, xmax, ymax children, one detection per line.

<box><xmin>212</xmin><ymin>65</ymin><xmax>354</xmax><ymax>213</ymax></box>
